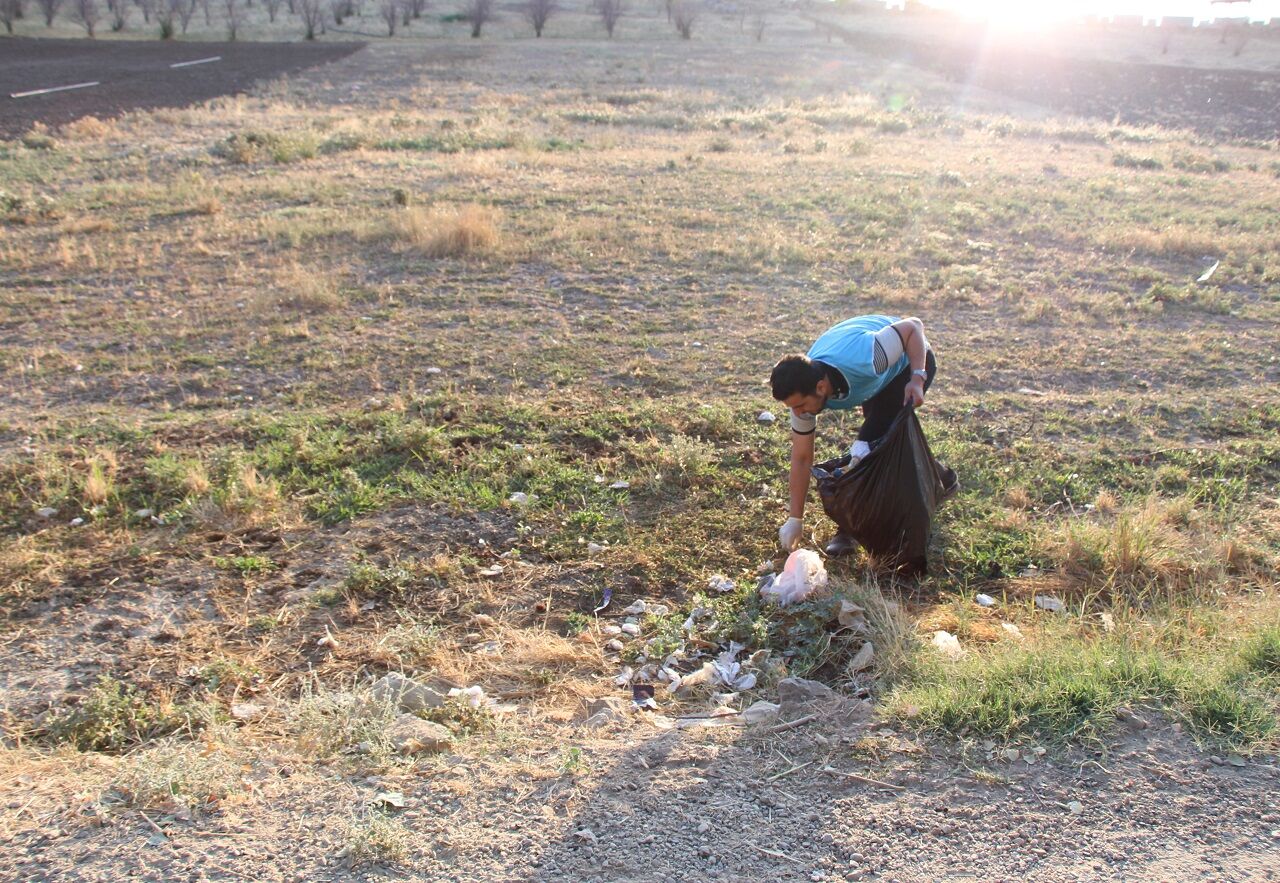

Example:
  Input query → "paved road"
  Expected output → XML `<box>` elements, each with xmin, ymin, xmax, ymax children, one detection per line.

<box><xmin>0</xmin><ymin>37</ymin><xmax>363</xmax><ymax>137</ymax></box>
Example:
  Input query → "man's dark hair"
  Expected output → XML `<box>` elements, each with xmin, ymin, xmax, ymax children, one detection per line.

<box><xmin>770</xmin><ymin>355</ymin><xmax>823</xmax><ymax>400</ymax></box>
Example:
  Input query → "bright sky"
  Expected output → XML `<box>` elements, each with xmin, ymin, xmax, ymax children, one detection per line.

<box><xmin>895</xmin><ymin>1</ymin><xmax>1280</xmax><ymax>25</ymax></box>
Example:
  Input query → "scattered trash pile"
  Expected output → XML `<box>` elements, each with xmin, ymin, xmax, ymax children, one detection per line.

<box><xmin>586</xmin><ymin>551</ymin><xmax>882</xmax><ymax>727</ymax></box>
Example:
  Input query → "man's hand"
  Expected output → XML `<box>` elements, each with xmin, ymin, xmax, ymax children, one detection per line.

<box><xmin>903</xmin><ymin>376</ymin><xmax>925</xmax><ymax>407</ymax></box>
<box><xmin>779</xmin><ymin>517</ymin><xmax>803</xmax><ymax>551</ymax></box>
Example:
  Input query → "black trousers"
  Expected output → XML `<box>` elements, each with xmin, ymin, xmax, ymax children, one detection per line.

<box><xmin>857</xmin><ymin>349</ymin><xmax>937</xmax><ymax>444</ymax></box>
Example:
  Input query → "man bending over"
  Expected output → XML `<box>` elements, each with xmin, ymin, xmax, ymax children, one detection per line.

<box><xmin>770</xmin><ymin>314</ymin><xmax>954</xmax><ymax>556</ymax></box>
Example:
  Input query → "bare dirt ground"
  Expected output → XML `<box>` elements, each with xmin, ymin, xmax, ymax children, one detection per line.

<box><xmin>5</xmin><ymin>690</ymin><xmax>1279</xmax><ymax>882</ymax></box>
<box><xmin>0</xmin><ymin>38</ymin><xmax>363</xmax><ymax>138</ymax></box>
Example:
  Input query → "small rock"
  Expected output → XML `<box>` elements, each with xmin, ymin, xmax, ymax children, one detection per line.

<box><xmin>35</xmin><ymin>507</ymin><xmax>57</xmax><ymax>519</ymax></box>
<box><xmin>69</xmin><ymin>517</ymin><xmax>84</xmax><ymax>527</ymax></box>
<box><xmin>1000</xmin><ymin>622</ymin><xmax>1023</xmax><ymax>639</ymax></box>
<box><xmin>777</xmin><ymin>676</ymin><xmax>835</xmax><ymax>711</ymax></box>
<box><xmin>587</xmin><ymin>542</ymin><xmax>604</xmax><ymax>555</ymax></box>
<box><xmin>1115</xmin><ymin>707</ymin><xmax>1148</xmax><ymax>731</ymax></box>
<box><xmin>696</xmin><ymin>820</ymin><xmax>711</xmax><ymax>834</ymax></box>
<box><xmin>388</xmin><ymin>714</ymin><xmax>452</xmax><ymax>755</ymax></box>
<box><xmin>471</xmin><ymin>614</ymin><xmax>496</xmax><ymax>628</ymax></box>
<box><xmin>425</xmin><ymin>366</ymin><xmax>442</xmax><ymax>375</ymax></box>
<box><xmin>133</xmin><ymin>508</ymin><xmax>153</xmax><ymax>519</ymax></box>
<box><xmin>604</xmin><ymin>639</ymin><xmax>624</xmax><ymax>652</ymax></box>
<box><xmin>1067</xmin><ymin>800</ymin><xmax>1084</xmax><ymax>814</ymax></box>
<box><xmin>601</xmin><ymin>625</ymin><xmax>622</xmax><ymax>637</ymax></box>
<box><xmin>230</xmin><ymin>703</ymin><xmax>265</xmax><ymax>721</ymax></box>
<box><xmin>741</xmin><ymin>700</ymin><xmax>781</xmax><ymax>724</ymax></box>
<box><xmin>371</xmin><ymin>791</ymin><xmax>405</xmax><ymax>809</ymax></box>
<box><xmin>620</xmin><ymin>623</ymin><xmax>641</xmax><ymax>637</ymax></box>
<box><xmin>582</xmin><ymin>696</ymin><xmax>627</xmax><ymax>719</ymax></box>
<box><xmin>609</xmin><ymin>480</ymin><xmax>630</xmax><ymax>490</ymax></box>
<box><xmin>757</xmin><ymin>410</ymin><xmax>776</xmax><ymax>424</ymax></box>
<box><xmin>574</xmin><ymin>828</ymin><xmax>597</xmax><ymax>845</ymax></box>
<box><xmin>508</xmin><ymin>492</ymin><xmax>533</xmax><ymax>507</ymax></box>
<box><xmin>974</xmin><ymin>593</ymin><xmax>996</xmax><ymax>607</ymax></box>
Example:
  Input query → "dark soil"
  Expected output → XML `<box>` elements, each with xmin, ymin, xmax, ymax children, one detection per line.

<box><xmin>0</xmin><ymin>38</ymin><xmax>364</xmax><ymax>138</ymax></box>
<box><xmin>828</xmin><ymin>23</ymin><xmax>1280</xmax><ymax>141</ymax></box>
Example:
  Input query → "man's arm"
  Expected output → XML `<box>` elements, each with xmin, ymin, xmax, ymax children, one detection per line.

<box><xmin>891</xmin><ymin>317</ymin><xmax>928</xmax><ymax>407</ymax></box>
<box><xmin>788</xmin><ymin>429</ymin><xmax>815</xmax><ymax>519</ymax></box>
<box><xmin>778</xmin><ymin>429</ymin><xmax>814</xmax><ymax>551</ymax></box>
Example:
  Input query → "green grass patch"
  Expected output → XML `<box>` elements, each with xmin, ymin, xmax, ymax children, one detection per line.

<box><xmin>42</xmin><ymin>676</ymin><xmax>208</xmax><ymax>753</ymax></box>
<box><xmin>888</xmin><ymin>627</ymin><xmax>1279</xmax><ymax>749</ymax></box>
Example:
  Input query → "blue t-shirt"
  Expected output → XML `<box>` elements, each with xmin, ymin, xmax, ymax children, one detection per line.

<box><xmin>790</xmin><ymin>315</ymin><xmax>908</xmax><ymax>433</ymax></box>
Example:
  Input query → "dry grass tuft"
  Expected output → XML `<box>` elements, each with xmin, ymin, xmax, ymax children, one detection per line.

<box><xmin>60</xmin><ymin>216</ymin><xmax>117</xmax><ymax>235</ymax></box>
<box><xmin>1096</xmin><ymin>225</ymin><xmax>1221</xmax><ymax>257</ymax></box>
<box><xmin>81</xmin><ymin>458</ymin><xmax>114</xmax><ymax>506</ymax></box>
<box><xmin>393</xmin><ymin>204</ymin><xmax>502</xmax><ymax>258</ymax></box>
<box><xmin>1044</xmin><ymin>496</ymin><xmax>1229</xmax><ymax>601</ymax></box>
<box><xmin>424</xmin><ymin>626</ymin><xmax>600</xmax><ymax>712</ymax></box>
<box><xmin>110</xmin><ymin>725</ymin><xmax>244</xmax><ymax>812</ymax></box>
<box><xmin>60</xmin><ymin>116</ymin><xmax>117</xmax><ymax>141</ymax></box>
<box><xmin>265</xmin><ymin>262</ymin><xmax>343</xmax><ymax>312</ymax></box>
<box><xmin>193</xmin><ymin>197</ymin><xmax>223</xmax><ymax>216</ymax></box>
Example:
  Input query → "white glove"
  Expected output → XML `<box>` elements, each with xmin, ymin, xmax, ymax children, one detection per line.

<box><xmin>779</xmin><ymin>516</ymin><xmax>803</xmax><ymax>551</ymax></box>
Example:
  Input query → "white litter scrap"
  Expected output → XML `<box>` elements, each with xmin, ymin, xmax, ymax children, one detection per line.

<box><xmin>757</xmin><ymin>410</ymin><xmax>776</xmax><ymax>424</ymax></box>
<box><xmin>835</xmin><ymin>600</ymin><xmax>867</xmax><ymax>632</ymax></box>
<box><xmin>847</xmin><ymin>641</ymin><xmax>875</xmax><ymax>674</ymax></box>
<box><xmin>609</xmin><ymin>480</ymin><xmax>630</xmax><ymax>490</ymax></box>
<box><xmin>930</xmin><ymin>630</ymin><xmax>965</xmax><ymax>660</ymax></box>
<box><xmin>760</xmin><ymin>549</ymin><xmax>827</xmax><ymax>606</ymax></box>
<box><xmin>1034</xmin><ymin>595</ymin><xmax>1066</xmax><ymax>613</ymax></box>
<box><xmin>448</xmin><ymin>686</ymin><xmax>489</xmax><ymax>708</ymax></box>
<box><xmin>707</xmin><ymin>574</ymin><xmax>736</xmax><ymax>594</ymax></box>
<box><xmin>974</xmin><ymin>593</ymin><xmax>997</xmax><ymax>608</ymax></box>
<box><xmin>507</xmin><ymin>492</ymin><xmax>536</xmax><ymax>506</ymax></box>
<box><xmin>1197</xmin><ymin>259</ymin><xmax>1220</xmax><ymax>283</ymax></box>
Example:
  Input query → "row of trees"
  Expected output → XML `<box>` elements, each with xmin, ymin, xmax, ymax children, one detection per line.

<box><xmin>0</xmin><ymin>0</ymin><xmax>296</xmax><ymax>37</ymax></box>
<box><xmin>0</xmin><ymin>0</ymin><xmax>745</xmax><ymax>40</ymax></box>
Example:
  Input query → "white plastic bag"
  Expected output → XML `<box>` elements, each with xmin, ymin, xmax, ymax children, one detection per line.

<box><xmin>760</xmin><ymin>549</ymin><xmax>828</xmax><ymax>606</ymax></box>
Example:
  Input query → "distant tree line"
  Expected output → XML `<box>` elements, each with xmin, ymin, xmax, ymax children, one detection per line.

<box><xmin>0</xmin><ymin>0</ymin><xmax>765</xmax><ymax>41</ymax></box>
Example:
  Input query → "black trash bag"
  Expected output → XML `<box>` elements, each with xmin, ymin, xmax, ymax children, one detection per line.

<box><xmin>812</xmin><ymin>407</ymin><xmax>954</xmax><ymax>576</ymax></box>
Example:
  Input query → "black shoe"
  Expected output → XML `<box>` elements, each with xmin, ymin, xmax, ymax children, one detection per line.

<box><xmin>825</xmin><ymin>533</ymin><xmax>858</xmax><ymax>558</ymax></box>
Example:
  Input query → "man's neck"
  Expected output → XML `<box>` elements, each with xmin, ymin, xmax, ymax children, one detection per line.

<box><xmin>814</xmin><ymin>360</ymin><xmax>849</xmax><ymax>399</ymax></box>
